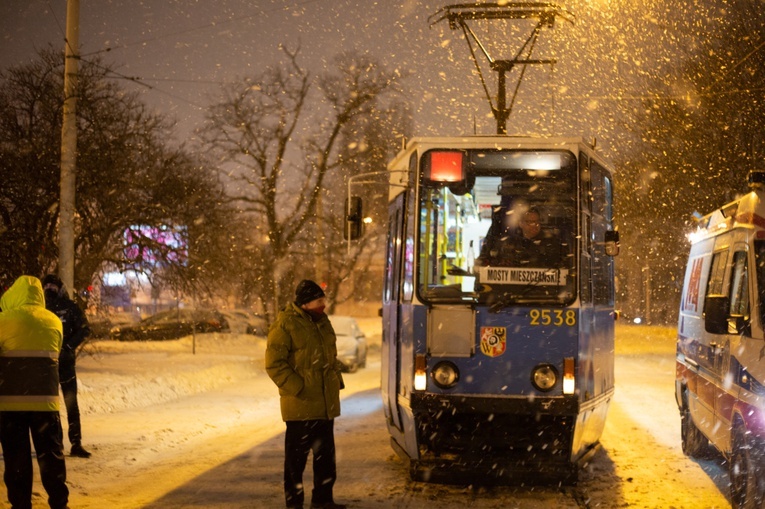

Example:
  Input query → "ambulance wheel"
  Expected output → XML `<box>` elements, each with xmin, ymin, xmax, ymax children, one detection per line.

<box><xmin>680</xmin><ymin>395</ymin><xmax>707</xmax><ymax>458</ymax></box>
<box><xmin>730</xmin><ymin>423</ymin><xmax>765</xmax><ymax>509</ymax></box>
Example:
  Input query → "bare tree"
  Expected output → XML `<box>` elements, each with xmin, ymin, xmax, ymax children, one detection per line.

<box><xmin>316</xmin><ymin>92</ymin><xmax>413</xmax><ymax>314</ymax></box>
<box><xmin>614</xmin><ymin>0</ymin><xmax>765</xmax><ymax>324</ymax></box>
<box><xmin>201</xmin><ymin>46</ymin><xmax>403</xmax><ymax>319</ymax></box>
<box><xmin>0</xmin><ymin>49</ymin><xmax>233</xmax><ymax>300</ymax></box>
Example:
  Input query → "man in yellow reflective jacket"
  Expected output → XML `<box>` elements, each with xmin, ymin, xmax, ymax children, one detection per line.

<box><xmin>0</xmin><ymin>276</ymin><xmax>69</xmax><ymax>509</ymax></box>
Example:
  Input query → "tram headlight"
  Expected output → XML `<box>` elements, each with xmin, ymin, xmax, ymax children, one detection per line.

<box><xmin>531</xmin><ymin>364</ymin><xmax>558</xmax><ymax>392</ymax></box>
<box><xmin>432</xmin><ymin>361</ymin><xmax>460</xmax><ymax>389</ymax></box>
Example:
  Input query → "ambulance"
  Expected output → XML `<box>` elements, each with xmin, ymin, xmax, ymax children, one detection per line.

<box><xmin>676</xmin><ymin>171</ymin><xmax>765</xmax><ymax>508</ymax></box>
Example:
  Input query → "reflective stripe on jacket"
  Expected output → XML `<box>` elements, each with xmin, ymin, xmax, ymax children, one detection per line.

<box><xmin>265</xmin><ymin>303</ymin><xmax>343</xmax><ymax>421</ymax></box>
<box><xmin>0</xmin><ymin>276</ymin><xmax>63</xmax><ymax>411</ymax></box>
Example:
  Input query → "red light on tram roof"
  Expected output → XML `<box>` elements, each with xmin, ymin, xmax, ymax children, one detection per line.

<box><xmin>425</xmin><ymin>151</ymin><xmax>465</xmax><ymax>183</ymax></box>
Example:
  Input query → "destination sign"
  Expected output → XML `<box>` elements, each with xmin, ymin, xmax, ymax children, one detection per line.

<box><xmin>478</xmin><ymin>267</ymin><xmax>568</xmax><ymax>286</ymax></box>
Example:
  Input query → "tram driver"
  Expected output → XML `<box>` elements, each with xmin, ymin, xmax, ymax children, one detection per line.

<box><xmin>476</xmin><ymin>207</ymin><xmax>563</xmax><ymax>268</ymax></box>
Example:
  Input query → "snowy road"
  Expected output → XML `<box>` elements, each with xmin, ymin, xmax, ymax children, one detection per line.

<box><xmin>12</xmin><ymin>324</ymin><xmax>732</xmax><ymax>508</ymax></box>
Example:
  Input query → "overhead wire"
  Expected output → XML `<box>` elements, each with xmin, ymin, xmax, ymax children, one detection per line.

<box><xmin>41</xmin><ymin>0</ymin><xmax>324</xmax><ymax>110</ymax></box>
<box><xmin>703</xmin><ymin>38</ymin><xmax>765</xmax><ymax>95</ymax></box>
<box><xmin>38</xmin><ymin>1</ymin><xmax>765</xmax><ymax>113</ymax></box>
<box><xmin>80</xmin><ymin>0</ymin><xmax>323</xmax><ymax>58</ymax></box>
<box><xmin>559</xmin><ymin>85</ymin><xmax>765</xmax><ymax>103</ymax></box>
<box><xmin>45</xmin><ymin>0</ymin><xmax>66</xmax><ymax>41</ymax></box>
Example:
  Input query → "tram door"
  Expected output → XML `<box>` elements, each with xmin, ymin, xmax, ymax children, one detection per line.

<box><xmin>590</xmin><ymin>161</ymin><xmax>615</xmax><ymax>307</ymax></box>
<box><xmin>382</xmin><ymin>192</ymin><xmax>406</xmax><ymax>431</ymax></box>
<box><xmin>586</xmin><ymin>158</ymin><xmax>616</xmax><ymax>397</ymax></box>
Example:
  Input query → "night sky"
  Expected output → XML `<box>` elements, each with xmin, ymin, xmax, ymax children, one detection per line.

<box><xmin>1</xmin><ymin>0</ymin><xmax>696</xmax><ymax>159</ymax></box>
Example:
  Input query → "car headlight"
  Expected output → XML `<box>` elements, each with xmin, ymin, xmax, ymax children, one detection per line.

<box><xmin>431</xmin><ymin>361</ymin><xmax>459</xmax><ymax>389</ymax></box>
<box><xmin>531</xmin><ymin>364</ymin><xmax>558</xmax><ymax>392</ymax></box>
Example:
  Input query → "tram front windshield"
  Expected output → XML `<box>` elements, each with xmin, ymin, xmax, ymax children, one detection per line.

<box><xmin>418</xmin><ymin>149</ymin><xmax>577</xmax><ymax>306</ymax></box>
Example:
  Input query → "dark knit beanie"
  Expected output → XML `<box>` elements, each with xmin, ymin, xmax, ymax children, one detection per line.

<box><xmin>295</xmin><ymin>279</ymin><xmax>325</xmax><ymax>306</ymax></box>
<box><xmin>42</xmin><ymin>274</ymin><xmax>63</xmax><ymax>290</ymax></box>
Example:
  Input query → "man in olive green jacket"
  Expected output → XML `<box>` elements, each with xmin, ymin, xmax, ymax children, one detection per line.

<box><xmin>266</xmin><ymin>280</ymin><xmax>346</xmax><ymax>509</ymax></box>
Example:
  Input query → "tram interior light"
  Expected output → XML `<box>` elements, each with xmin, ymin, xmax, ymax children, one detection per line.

<box><xmin>424</xmin><ymin>150</ymin><xmax>465</xmax><ymax>183</ymax></box>
<box><xmin>460</xmin><ymin>275</ymin><xmax>476</xmax><ymax>292</ymax></box>
<box><xmin>414</xmin><ymin>354</ymin><xmax>427</xmax><ymax>391</ymax></box>
<box><xmin>511</xmin><ymin>152</ymin><xmax>561</xmax><ymax>171</ymax></box>
<box><xmin>563</xmin><ymin>357</ymin><xmax>575</xmax><ymax>395</ymax></box>
<box><xmin>474</xmin><ymin>151</ymin><xmax>563</xmax><ymax>171</ymax></box>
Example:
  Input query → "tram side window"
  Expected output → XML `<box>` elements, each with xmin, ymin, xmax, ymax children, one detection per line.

<box><xmin>383</xmin><ymin>210</ymin><xmax>397</xmax><ymax>304</ymax></box>
<box><xmin>402</xmin><ymin>155</ymin><xmax>418</xmax><ymax>302</ymax></box>
<box><xmin>418</xmin><ymin>190</ymin><xmax>445</xmax><ymax>294</ymax></box>
<box><xmin>417</xmin><ymin>186</ymin><xmax>473</xmax><ymax>298</ymax></box>
<box><xmin>579</xmin><ymin>155</ymin><xmax>593</xmax><ymax>304</ymax></box>
<box><xmin>729</xmin><ymin>251</ymin><xmax>749</xmax><ymax>317</ymax></box>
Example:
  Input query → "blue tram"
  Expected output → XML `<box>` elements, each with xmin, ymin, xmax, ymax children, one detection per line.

<box><xmin>373</xmin><ymin>135</ymin><xmax>619</xmax><ymax>484</ymax></box>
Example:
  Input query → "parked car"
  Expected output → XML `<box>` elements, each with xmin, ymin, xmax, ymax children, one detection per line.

<box><xmin>110</xmin><ymin>308</ymin><xmax>229</xmax><ymax>341</ymax></box>
<box><xmin>244</xmin><ymin>315</ymin><xmax>268</xmax><ymax>336</ymax></box>
<box><xmin>330</xmin><ymin>315</ymin><xmax>367</xmax><ymax>373</ymax></box>
<box><xmin>220</xmin><ymin>309</ymin><xmax>268</xmax><ymax>336</ymax></box>
<box><xmin>88</xmin><ymin>311</ymin><xmax>141</xmax><ymax>339</ymax></box>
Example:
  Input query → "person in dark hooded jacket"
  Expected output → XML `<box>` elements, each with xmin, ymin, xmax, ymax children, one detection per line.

<box><xmin>266</xmin><ymin>279</ymin><xmax>346</xmax><ymax>509</ymax></box>
<box><xmin>42</xmin><ymin>274</ymin><xmax>92</xmax><ymax>458</ymax></box>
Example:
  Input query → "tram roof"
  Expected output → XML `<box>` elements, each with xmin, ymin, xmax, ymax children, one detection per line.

<box><xmin>387</xmin><ymin>135</ymin><xmax>609</xmax><ymax>171</ymax></box>
<box><xmin>393</xmin><ymin>135</ymin><xmax>592</xmax><ymax>162</ymax></box>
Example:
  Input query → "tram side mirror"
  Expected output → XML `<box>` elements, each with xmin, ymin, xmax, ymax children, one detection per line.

<box><xmin>345</xmin><ymin>196</ymin><xmax>363</xmax><ymax>240</ymax></box>
<box><xmin>604</xmin><ymin>230</ymin><xmax>620</xmax><ymax>256</ymax></box>
<box><xmin>704</xmin><ymin>295</ymin><xmax>730</xmax><ymax>334</ymax></box>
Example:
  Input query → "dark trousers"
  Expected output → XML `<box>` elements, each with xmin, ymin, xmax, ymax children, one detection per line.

<box><xmin>284</xmin><ymin>419</ymin><xmax>336</xmax><ymax>508</ymax></box>
<box><xmin>0</xmin><ymin>411</ymin><xmax>69</xmax><ymax>509</ymax></box>
<box><xmin>58</xmin><ymin>362</ymin><xmax>82</xmax><ymax>444</ymax></box>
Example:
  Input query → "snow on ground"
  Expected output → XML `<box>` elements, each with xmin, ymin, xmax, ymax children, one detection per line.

<box><xmin>76</xmin><ymin>332</ymin><xmax>267</xmax><ymax>415</ymax></box>
<box><xmin>2</xmin><ymin>321</ymin><xmax>733</xmax><ymax>508</ymax></box>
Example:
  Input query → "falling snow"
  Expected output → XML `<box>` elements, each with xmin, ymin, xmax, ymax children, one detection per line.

<box><xmin>9</xmin><ymin>321</ymin><xmax>729</xmax><ymax>508</ymax></box>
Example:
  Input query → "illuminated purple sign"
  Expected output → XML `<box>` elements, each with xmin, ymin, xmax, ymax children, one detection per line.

<box><xmin>123</xmin><ymin>224</ymin><xmax>188</xmax><ymax>267</ymax></box>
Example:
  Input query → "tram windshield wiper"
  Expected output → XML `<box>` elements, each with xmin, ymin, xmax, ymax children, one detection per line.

<box><xmin>446</xmin><ymin>265</ymin><xmax>470</xmax><ymax>276</ymax></box>
<box><xmin>487</xmin><ymin>268</ymin><xmax>565</xmax><ymax>312</ymax></box>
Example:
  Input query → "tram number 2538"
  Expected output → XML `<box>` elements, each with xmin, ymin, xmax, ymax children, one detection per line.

<box><xmin>529</xmin><ymin>309</ymin><xmax>577</xmax><ymax>327</ymax></box>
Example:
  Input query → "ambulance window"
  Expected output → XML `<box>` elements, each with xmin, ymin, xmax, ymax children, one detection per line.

<box><xmin>729</xmin><ymin>251</ymin><xmax>749</xmax><ymax>316</ymax></box>
<box><xmin>706</xmin><ymin>250</ymin><xmax>728</xmax><ymax>296</ymax></box>
<box><xmin>754</xmin><ymin>241</ymin><xmax>765</xmax><ymax>322</ymax></box>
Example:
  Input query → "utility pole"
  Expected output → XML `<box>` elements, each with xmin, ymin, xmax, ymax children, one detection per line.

<box><xmin>59</xmin><ymin>0</ymin><xmax>79</xmax><ymax>297</ymax></box>
<box><xmin>642</xmin><ymin>265</ymin><xmax>652</xmax><ymax>325</ymax></box>
<box><xmin>315</xmin><ymin>191</ymin><xmax>323</xmax><ymax>281</ymax></box>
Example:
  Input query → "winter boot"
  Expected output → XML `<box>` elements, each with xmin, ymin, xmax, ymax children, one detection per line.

<box><xmin>70</xmin><ymin>442</ymin><xmax>92</xmax><ymax>458</ymax></box>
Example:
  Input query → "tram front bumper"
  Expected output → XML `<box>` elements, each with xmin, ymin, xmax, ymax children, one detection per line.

<box><xmin>410</xmin><ymin>392</ymin><xmax>580</xmax><ymax>417</ymax></box>
<box><xmin>407</xmin><ymin>392</ymin><xmax>583</xmax><ymax>481</ymax></box>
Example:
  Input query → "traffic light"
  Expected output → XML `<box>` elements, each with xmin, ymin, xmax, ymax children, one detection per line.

<box><xmin>344</xmin><ymin>196</ymin><xmax>363</xmax><ymax>240</ymax></box>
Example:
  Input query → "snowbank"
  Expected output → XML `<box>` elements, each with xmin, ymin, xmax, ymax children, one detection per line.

<box><xmin>75</xmin><ymin>315</ymin><xmax>382</xmax><ymax>417</ymax></box>
<box><xmin>77</xmin><ymin>333</ymin><xmax>266</xmax><ymax>415</ymax></box>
